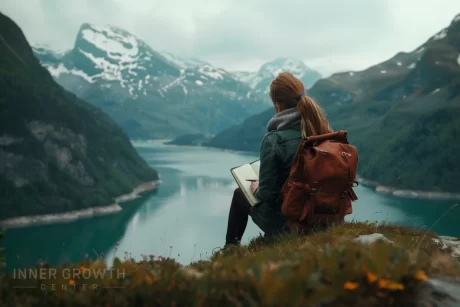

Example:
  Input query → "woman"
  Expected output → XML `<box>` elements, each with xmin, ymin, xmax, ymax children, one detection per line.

<box><xmin>224</xmin><ymin>72</ymin><xmax>333</xmax><ymax>247</ymax></box>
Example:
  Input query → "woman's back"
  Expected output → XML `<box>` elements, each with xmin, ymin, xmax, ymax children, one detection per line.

<box><xmin>256</xmin><ymin>119</ymin><xmax>301</xmax><ymax>208</ymax></box>
<box><xmin>223</xmin><ymin>71</ymin><xmax>334</xmax><ymax>247</ymax></box>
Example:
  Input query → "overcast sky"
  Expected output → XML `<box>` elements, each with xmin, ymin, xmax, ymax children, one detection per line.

<box><xmin>1</xmin><ymin>0</ymin><xmax>460</xmax><ymax>76</ymax></box>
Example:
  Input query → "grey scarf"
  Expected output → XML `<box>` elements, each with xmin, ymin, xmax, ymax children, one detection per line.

<box><xmin>267</xmin><ymin>107</ymin><xmax>301</xmax><ymax>132</ymax></box>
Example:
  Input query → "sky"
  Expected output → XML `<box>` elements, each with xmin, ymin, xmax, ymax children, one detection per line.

<box><xmin>1</xmin><ymin>0</ymin><xmax>460</xmax><ymax>77</ymax></box>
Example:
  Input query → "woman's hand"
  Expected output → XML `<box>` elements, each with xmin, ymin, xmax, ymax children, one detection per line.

<box><xmin>250</xmin><ymin>180</ymin><xmax>259</xmax><ymax>193</ymax></box>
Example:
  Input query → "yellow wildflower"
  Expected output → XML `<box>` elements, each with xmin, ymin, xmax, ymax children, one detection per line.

<box><xmin>378</xmin><ymin>279</ymin><xmax>404</xmax><ymax>291</ymax></box>
<box><xmin>414</xmin><ymin>270</ymin><xmax>428</xmax><ymax>281</ymax></box>
<box><xmin>344</xmin><ymin>281</ymin><xmax>359</xmax><ymax>290</ymax></box>
<box><xmin>366</xmin><ymin>271</ymin><xmax>378</xmax><ymax>283</ymax></box>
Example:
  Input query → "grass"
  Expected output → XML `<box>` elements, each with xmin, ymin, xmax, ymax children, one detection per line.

<box><xmin>1</xmin><ymin>221</ymin><xmax>459</xmax><ymax>306</ymax></box>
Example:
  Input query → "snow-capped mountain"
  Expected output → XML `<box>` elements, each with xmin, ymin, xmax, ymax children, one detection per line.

<box><xmin>33</xmin><ymin>23</ymin><xmax>268</xmax><ymax>139</ymax></box>
<box><xmin>232</xmin><ymin>58</ymin><xmax>322</xmax><ymax>95</ymax></box>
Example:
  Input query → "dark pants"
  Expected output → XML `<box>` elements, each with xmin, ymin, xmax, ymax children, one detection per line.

<box><xmin>225</xmin><ymin>188</ymin><xmax>286</xmax><ymax>245</ymax></box>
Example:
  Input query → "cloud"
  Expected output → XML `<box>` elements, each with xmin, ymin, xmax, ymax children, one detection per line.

<box><xmin>1</xmin><ymin>0</ymin><xmax>459</xmax><ymax>76</ymax></box>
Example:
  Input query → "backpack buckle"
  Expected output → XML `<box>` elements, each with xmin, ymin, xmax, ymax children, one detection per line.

<box><xmin>309</xmin><ymin>182</ymin><xmax>320</xmax><ymax>195</ymax></box>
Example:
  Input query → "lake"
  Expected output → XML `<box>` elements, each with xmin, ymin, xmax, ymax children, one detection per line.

<box><xmin>3</xmin><ymin>140</ymin><xmax>459</xmax><ymax>271</ymax></box>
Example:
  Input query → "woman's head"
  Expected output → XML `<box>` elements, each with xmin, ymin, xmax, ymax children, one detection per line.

<box><xmin>269</xmin><ymin>72</ymin><xmax>332</xmax><ymax>137</ymax></box>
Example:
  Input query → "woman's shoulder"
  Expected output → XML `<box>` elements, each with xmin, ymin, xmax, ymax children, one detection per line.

<box><xmin>262</xmin><ymin>129</ymin><xmax>301</xmax><ymax>144</ymax></box>
<box><xmin>261</xmin><ymin>131</ymin><xmax>279</xmax><ymax>144</ymax></box>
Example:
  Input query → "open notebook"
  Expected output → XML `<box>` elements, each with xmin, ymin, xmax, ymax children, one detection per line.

<box><xmin>230</xmin><ymin>160</ymin><xmax>261</xmax><ymax>206</ymax></box>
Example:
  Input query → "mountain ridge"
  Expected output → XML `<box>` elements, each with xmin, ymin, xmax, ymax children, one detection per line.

<box><xmin>33</xmin><ymin>23</ymin><xmax>270</xmax><ymax>139</ymax></box>
<box><xmin>0</xmin><ymin>12</ymin><xmax>158</xmax><ymax>220</ymax></box>
<box><xmin>231</xmin><ymin>57</ymin><xmax>322</xmax><ymax>94</ymax></box>
<box><xmin>205</xmin><ymin>12</ymin><xmax>460</xmax><ymax>194</ymax></box>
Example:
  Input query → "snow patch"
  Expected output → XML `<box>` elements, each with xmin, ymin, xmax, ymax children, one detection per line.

<box><xmin>198</xmin><ymin>65</ymin><xmax>224</xmax><ymax>80</ymax></box>
<box><xmin>161</xmin><ymin>76</ymin><xmax>186</xmax><ymax>92</ymax></box>
<box><xmin>457</xmin><ymin>54</ymin><xmax>460</xmax><ymax>66</ymax></box>
<box><xmin>180</xmin><ymin>83</ymin><xmax>188</xmax><ymax>95</ymax></box>
<box><xmin>47</xmin><ymin>63</ymin><xmax>70</xmax><ymax>78</ymax></box>
<box><xmin>70</xmin><ymin>68</ymin><xmax>94</xmax><ymax>83</ymax></box>
<box><xmin>408</xmin><ymin>63</ymin><xmax>416</xmax><ymax>69</ymax></box>
<box><xmin>396</xmin><ymin>62</ymin><xmax>402</xmax><ymax>66</ymax></box>
<box><xmin>433</xmin><ymin>28</ymin><xmax>447</xmax><ymax>41</ymax></box>
<box><xmin>431</xmin><ymin>88</ymin><xmax>441</xmax><ymax>95</ymax></box>
<box><xmin>348</xmin><ymin>72</ymin><xmax>354</xmax><ymax>76</ymax></box>
<box><xmin>380</xmin><ymin>70</ymin><xmax>387</xmax><ymax>74</ymax></box>
<box><xmin>195</xmin><ymin>80</ymin><xmax>203</xmax><ymax>86</ymax></box>
<box><xmin>81</xmin><ymin>26</ymin><xmax>139</xmax><ymax>61</ymax></box>
<box><xmin>78</xmin><ymin>48</ymin><xmax>122</xmax><ymax>82</ymax></box>
<box><xmin>415</xmin><ymin>47</ymin><xmax>425</xmax><ymax>53</ymax></box>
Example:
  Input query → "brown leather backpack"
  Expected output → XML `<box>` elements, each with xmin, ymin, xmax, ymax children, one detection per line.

<box><xmin>280</xmin><ymin>130</ymin><xmax>358</xmax><ymax>233</ymax></box>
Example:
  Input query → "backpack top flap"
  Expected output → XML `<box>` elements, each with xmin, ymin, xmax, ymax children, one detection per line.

<box><xmin>304</xmin><ymin>130</ymin><xmax>349</xmax><ymax>146</ymax></box>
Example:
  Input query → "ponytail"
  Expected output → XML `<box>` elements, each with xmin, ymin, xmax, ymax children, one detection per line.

<box><xmin>297</xmin><ymin>95</ymin><xmax>333</xmax><ymax>138</ymax></box>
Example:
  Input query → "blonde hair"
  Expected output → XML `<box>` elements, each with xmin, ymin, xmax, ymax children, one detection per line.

<box><xmin>269</xmin><ymin>72</ymin><xmax>332</xmax><ymax>138</ymax></box>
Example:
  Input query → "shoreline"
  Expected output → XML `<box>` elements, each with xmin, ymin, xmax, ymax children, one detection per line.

<box><xmin>136</xmin><ymin>140</ymin><xmax>460</xmax><ymax>202</ymax></box>
<box><xmin>0</xmin><ymin>180</ymin><xmax>161</xmax><ymax>229</ymax></box>
<box><xmin>357</xmin><ymin>176</ymin><xmax>460</xmax><ymax>201</ymax></box>
<box><xmin>159</xmin><ymin>140</ymin><xmax>259</xmax><ymax>156</ymax></box>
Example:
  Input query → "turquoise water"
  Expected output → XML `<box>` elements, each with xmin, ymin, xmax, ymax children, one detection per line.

<box><xmin>3</xmin><ymin>140</ymin><xmax>459</xmax><ymax>271</ymax></box>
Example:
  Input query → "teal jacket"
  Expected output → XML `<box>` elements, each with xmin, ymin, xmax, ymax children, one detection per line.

<box><xmin>254</xmin><ymin>120</ymin><xmax>302</xmax><ymax>211</ymax></box>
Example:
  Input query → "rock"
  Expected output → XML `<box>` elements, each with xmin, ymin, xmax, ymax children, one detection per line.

<box><xmin>353</xmin><ymin>233</ymin><xmax>395</xmax><ymax>245</ymax></box>
<box><xmin>415</xmin><ymin>276</ymin><xmax>460</xmax><ymax>307</ymax></box>
<box><xmin>432</xmin><ymin>237</ymin><xmax>460</xmax><ymax>259</ymax></box>
<box><xmin>175</xmin><ymin>267</ymin><xmax>204</xmax><ymax>279</ymax></box>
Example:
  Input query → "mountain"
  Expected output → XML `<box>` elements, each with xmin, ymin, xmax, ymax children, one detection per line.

<box><xmin>232</xmin><ymin>58</ymin><xmax>322</xmax><ymax>95</ymax></box>
<box><xmin>0</xmin><ymin>12</ymin><xmax>158</xmax><ymax>220</ymax></box>
<box><xmin>32</xmin><ymin>24</ymin><xmax>269</xmax><ymax>139</ymax></box>
<box><xmin>208</xmin><ymin>13</ymin><xmax>460</xmax><ymax>193</ymax></box>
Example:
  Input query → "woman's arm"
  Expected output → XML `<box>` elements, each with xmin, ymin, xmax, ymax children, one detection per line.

<box><xmin>253</xmin><ymin>134</ymin><xmax>280</xmax><ymax>204</ymax></box>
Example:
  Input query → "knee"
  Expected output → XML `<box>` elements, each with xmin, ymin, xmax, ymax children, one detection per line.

<box><xmin>233</xmin><ymin>188</ymin><xmax>246</xmax><ymax>202</ymax></box>
<box><xmin>233</xmin><ymin>187</ymin><xmax>243</xmax><ymax>197</ymax></box>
